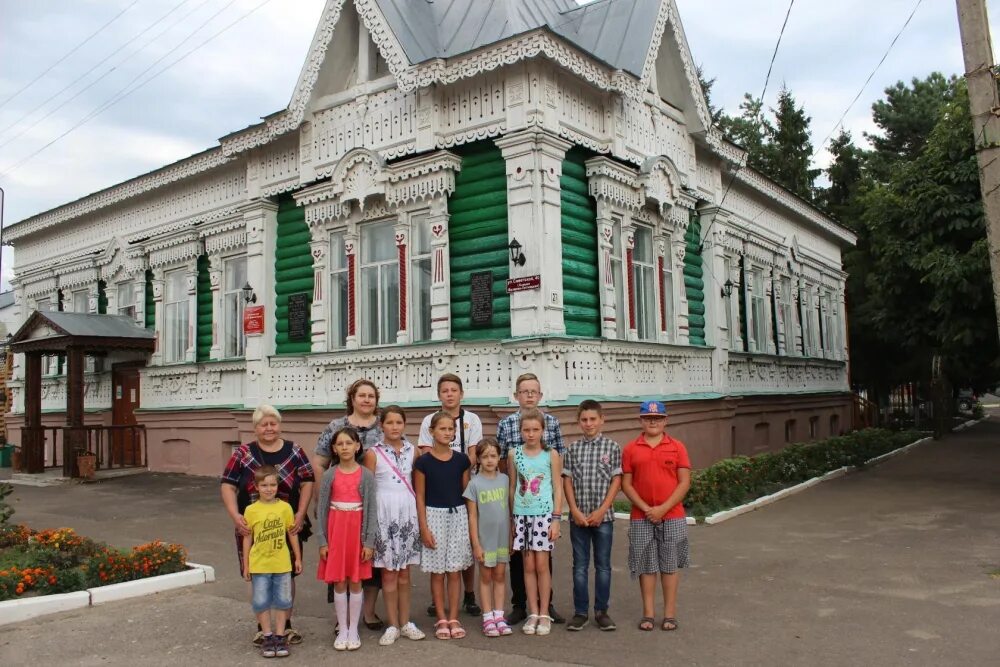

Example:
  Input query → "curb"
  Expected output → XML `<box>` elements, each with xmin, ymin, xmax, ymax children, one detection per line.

<box><xmin>0</xmin><ymin>562</ymin><xmax>213</xmax><ymax>626</ymax></box>
<box><xmin>700</xmin><ymin>430</ymin><xmax>953</xmax><ymax>526</ymax></box>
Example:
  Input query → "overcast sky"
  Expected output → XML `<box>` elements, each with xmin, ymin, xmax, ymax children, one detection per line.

<box><xmin>0</xmin><ymin>0</ymin><xmax>994</xmax><ymax>290</ymax></box>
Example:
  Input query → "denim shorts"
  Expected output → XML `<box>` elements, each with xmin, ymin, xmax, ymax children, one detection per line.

<box><xmin>251</xmin><ymin>572</ymin><xmax>293</xmax><ymax>614</ymax></box>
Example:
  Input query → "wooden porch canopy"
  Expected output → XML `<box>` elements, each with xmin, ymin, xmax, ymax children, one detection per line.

<box><xmin>8</xmin><ymin>312</ymin><xmax>154</xmax><ymax>475</ymax></box>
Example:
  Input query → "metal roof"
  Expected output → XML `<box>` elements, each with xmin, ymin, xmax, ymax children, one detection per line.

<box><xmin>39</xmin><ymin>312</ymin><xmax>155</xmax><ymax>340</ymax></box>
<box><xmin>376</xmin><ymin>0</ymin><xmax>658</xmax><ymax>77</ymax></box>
<box><xmin>0</xmin><ymin>290</ymin><xmax>14</xmax><ymax>310</ymax></box>
<box><xmin>10</xmin><ymin>312</ymin><xmax>156</xmax><ymax>354</ymax></box>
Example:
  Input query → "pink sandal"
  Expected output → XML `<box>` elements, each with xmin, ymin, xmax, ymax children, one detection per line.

<box><xmin>434</xmin><ymin>619</ymin><xmax>451</xmax><ymax>640</ymax></box>
<box><xmin>448</xmin><ymin>619</ymin><xmax>466</xmax><ymax>639</ymax></box>
<box><xmin>494</xmin><ymin>614</ymin><xmax>513</xmax><ymax>636</ymax></box>
<box><xmin>482</xmin><ymin>617</ymin><xmax>500</xmax><ymax>638</ymax></box>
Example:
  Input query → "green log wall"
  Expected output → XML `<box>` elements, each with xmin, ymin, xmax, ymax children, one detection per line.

<box><xmin>448</xmin><ymin>141</ymin><xmax>511</xmax><ymax>340</ymax></box>
<box><xmin>274</xmin><ymin>195</ymin><xmax>313</xmax><ymax>355</ymax></box>
<box><xmin>196</xmin><ymin>255</ymin><xmax>212</xmax><ymax>362</ymax></box>
<box><xmin>560</xmin><ymin>148</ymin><xmax>600</xmax><ymax>338</ymax></box>
<box><xmin>684</xmin><ymin>211</ymin><xmax>706</xmax><ymax>346</ymax></box>
<box><xmin>144</xmin><ymin>269</ymin><xmax>155</xmax><ymax>329</ymax></box>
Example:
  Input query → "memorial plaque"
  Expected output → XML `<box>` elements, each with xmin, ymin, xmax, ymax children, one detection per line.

<box><xmin>243</xmin><ymin>305</ymin><xmax>265</xmax><ymax>335</ymax></box>
<box><xmin>287</xmin><ymin>292</ymin><xmax>311</xmax><ymax>342</ymax></box>
<box><xmin>470</xmin><ymin>270</ymin><xmax>493</xmax><ymax>326</ymax></box>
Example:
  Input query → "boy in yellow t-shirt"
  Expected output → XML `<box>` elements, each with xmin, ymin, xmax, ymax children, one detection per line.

<box><xmin>243</xmin><ymin>465</ymin><xmax>303</xmax><ymax>658</ymax></box>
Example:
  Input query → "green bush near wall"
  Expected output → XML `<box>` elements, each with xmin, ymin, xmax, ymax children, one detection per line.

<box><xmin>449</xmin><ymin>141</ymin><xmax>511</xmax><ymax>340</ymax></box>
<box><xmin>684</xmin><ymin>211</ymin><xmax>706</xmax><ymax>345</ymax></box>
<box><xmin>274</xmin><ymin>195</ymin><xmax>313</xmax><ymax>355</ymax></box>
<box><xmin>561</xmin><ymin>148</ymin><xmax>600</xmax><ymax>338</ymax></box>
<box><xmin>195</xmin><ymin>255</ymin><xmax>212</xmax><ymax>362</ymax></box>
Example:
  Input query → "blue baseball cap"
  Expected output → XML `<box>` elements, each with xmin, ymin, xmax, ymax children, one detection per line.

<box><xmin>639</xmin><ymin>400</ymin><xmax>667</xmax><ymax>417</ymax></box>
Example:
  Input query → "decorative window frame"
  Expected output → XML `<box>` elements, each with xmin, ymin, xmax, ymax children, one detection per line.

<box><xmin>142</xmin><ymin>230</ymin><xmax>204</xmax><ymax>366</ymax></box>
<box><xmin>297</xmin><ymin>148</ymin><xmax>459</xmax><ymax>353</ymax></box>
<box><xmin>200</xmin><ymin>216</ymin><xmax>250</xmax><ymax>361</ymax></box>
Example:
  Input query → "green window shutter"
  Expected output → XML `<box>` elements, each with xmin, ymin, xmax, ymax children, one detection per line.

<box><xmin>560</xmin><ymin>147</ymin><xmax>600</xmax><ymax>338</ymax></box>
<box><xmin>97</xmin><ymin>280</ymin><xmax>107</xmax><ymax>314</ymax></box>
<box><xmin>144</xmin><ymin>269</ymin><xmax>155</xmax><ymax>330</ymax></box>
<box><xmin>683</xmin><ymin>211</ymin><xmax>707</xmax><ymax>346</ymax></box>
<box><xmin>196</xmin><ymin>255</ymin><xmax>212</xmax><ymax>362</ymax></box>
<box><xmin>449</xmin><ymin>141</ymin><xmax>511</xmax><ymax>340</ymax></box>
<box><xmin>274</xmin><ymin>195</ymin><xmax>313</xmax><ymax>355</ymax></box>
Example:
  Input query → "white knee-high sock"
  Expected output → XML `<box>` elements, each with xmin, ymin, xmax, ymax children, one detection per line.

<box><xmin>348</xmin><ymin>591</ymin><xmax>363</xmax><ymax>639</ymax></box>
<box><xmin>334</xmin><ymin>592</ymin><xmax>348</xmax><ymax>640</ymax></box>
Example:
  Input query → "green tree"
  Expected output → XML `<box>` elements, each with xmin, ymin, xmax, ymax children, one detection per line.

<box><xmin>761</xmin><ymin>86</ymin><xmax>819</xmax><ymax>200</ymax></box>
<box><xmin>697</xmin><ymin>65</ymin><xmax>724</xmax><ymax>125</ymax></box>
<box><xmin>820</xmin><ymin>130</ymin><xmax>866</xmax><ymax>229</ymax></box>
<box><xmin>717</xmin><ymin>93</ymin><xmax>771</xmax><ymax>171</ymax></box>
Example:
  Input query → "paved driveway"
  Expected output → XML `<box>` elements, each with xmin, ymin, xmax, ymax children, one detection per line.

<box><xmin>1</xmin><ymin>421</ymin><xmax>999</xmax><ymax>665</ymax></box>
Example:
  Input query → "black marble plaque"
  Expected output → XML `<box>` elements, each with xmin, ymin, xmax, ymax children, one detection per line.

<box><xmin>287</xmin><ymin>292</ymin><xmax>311</xmax><ymax>342</ymax></box>
<box><xmin>470</xmin><ymin>270</ymin><xmax>493</xmax><ymax>326</ymax></box>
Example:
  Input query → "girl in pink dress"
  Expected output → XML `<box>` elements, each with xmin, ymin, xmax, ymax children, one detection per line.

<box><xmin>316</xmin><ymin>427</ymin><xmax>379</xmax><ymax>651</ymax></box>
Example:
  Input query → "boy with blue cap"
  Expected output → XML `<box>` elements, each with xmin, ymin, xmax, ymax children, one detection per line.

<box><xmin>621</xmin><ymin>400</ymin><xmax>691</xmax><ymax>633</ymax></box>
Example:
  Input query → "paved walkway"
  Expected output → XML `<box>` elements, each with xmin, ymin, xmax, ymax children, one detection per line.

<box><xmin>1</xmin><ymin>421</ymin><xmax>999</xmax><ymax>665</ymax></box>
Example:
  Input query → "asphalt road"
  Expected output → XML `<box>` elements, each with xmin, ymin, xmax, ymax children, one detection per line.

<box><xmin>1</xmin><ymin>420</ymin><xmax>998</xmax><ymax>666</ymax></box>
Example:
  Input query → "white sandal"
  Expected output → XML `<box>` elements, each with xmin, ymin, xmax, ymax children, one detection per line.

<box><xmin>536</xmin><ymin>615</ymin><xmax>553</xmax><ymax>636</ymax></box>
<box><xmin>522</xmin><ymin>614</ymin><xmax>539</xmax><ymax>635</ymax></box>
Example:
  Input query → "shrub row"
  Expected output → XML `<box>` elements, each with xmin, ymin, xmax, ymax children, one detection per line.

<box><xmin>0</xmin><ymin>526</ymin><xmax>187</xmax><ymax>601</ymax></box>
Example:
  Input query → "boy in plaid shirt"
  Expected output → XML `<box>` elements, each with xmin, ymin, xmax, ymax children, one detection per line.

<box><xmin>562</xmin><ymin>400</ymin><xmax>622</xmax><ymax>631</ymax></box>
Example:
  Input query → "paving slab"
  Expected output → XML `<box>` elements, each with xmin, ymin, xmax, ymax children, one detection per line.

<box><xmin>2</xmin><ymin>420</ymin><xmax>999</xmax><ymax>665</ymax></box>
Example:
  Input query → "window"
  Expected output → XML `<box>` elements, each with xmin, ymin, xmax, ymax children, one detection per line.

<box><xmin>72</xmin><ymin>290</ymin><xmax>89</xmax><ymax>314</ymax></box>
<box><xmin>632</xmin><ymin>224</ymin><xmax>657</xmax><ymax>341</ymax></box>
<box><xmin>223</xmin><ymin>257</ymin><xmax>247</xmax><ymax>358</ymax></box>
<box><xmin>164</xmin><ymin>269</ymin><xmax>189</xmax><ymax>364</ymax></box>
<box><xmin>809</xmin><ymin>416</ymin><xmax>820</xmax><ymax>439</ymax></box>
<box><xmin>822</xmin><ymin>290</ymin><xmax>839</xmax><ymax>357</ymax></box>
<box><xmin>409</xmin><ymin>213</ymin><xmax>432</xmax><ymax>343</ymax></box>
<box><xmin>662</xmin><ymin>236</ymin><xmax>675</xmax><ymax>342</ymax></box>
<box><xmin>610</xmin><ymin>220</ymin><xmax>627</xmax><ymax>339</ymax></box>
<box><xmin>360</xmin><ymin>221</ymin><xmax>399</xmax><ymax>346</ymax></box>
<box><xmin>723</xmin><ymin>257</ymin><xmax>735</xmax><ymax>347</ymax></box>
<box><xmin>118</xmin><ymin>283</ymin><xmax>136</xmax><ymax>320</ymax></box>
<box><xmin>780</xmin><ymin>276</ymin><xmax>795</xmax><ymax>355</ymax></box>
<box><xmin>329</xmin><ymin>232</ymin><xmax>349</xmax><ymax>349</ymax></box>
<box><xmin>749</xmin><ymin>269</ymin><xmax>766</xmax><ymax>352</ymax></box>
<box><xmin>800</xmin><ymin>287</ymin><xmax>817</xmax><ymax>356</ymax></box>
<box><xmin>785</xmin><ymin>419</ymin><xmax>796</xmax><ymax>443</ymax></box>
<box><xmin>830</xmin><ymin>414</ymin><xmax>841</xmax><ymax>436</ymax></box>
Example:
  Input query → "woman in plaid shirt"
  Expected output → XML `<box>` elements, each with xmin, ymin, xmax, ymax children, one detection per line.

<box><xmin>220</xmin><ymin>404</ymin><xmax>315</xmax><ymax>645</ymax></box>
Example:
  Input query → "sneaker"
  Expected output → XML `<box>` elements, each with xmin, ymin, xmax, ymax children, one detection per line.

<box><xmin>399</xmin><ymin>622</ymin><xmax>426</xmax><ymax>640</ymax></box>
<box><xmin>566</xmin><ymin>614</ymin><xmax>589</xmax><ymax>631</ymax></box>
<box><xmin>274</xmin><ymin>635</ymin><xmax>290</xmax><ymax>658</ymax></box>
<box><xmin>507</xmin><ymin>606</ymin><xmax>527</xmax><ymax>625</ymax></box>
<box><xmin>379</xmin><ymin>626</ymin><xmax>400</xmax><ymax>646</ymax></box>
<box><xmin>426</xmin><ymin>603</ymin><xmax>437</xmax><ymax>617</ymax></box>
<box><xmin>284</xmin><ymin>628</ymin><xmax>302</xmax><ymax>644</ymax></box>
<box><xmin>252</xmin><ymin>630</ymin><xmax>265</xmax><ymax>646</ymax></box>
<box><xmin>594</xmin><ymin>611</ymin><xmax>617</xmax><ymax>631</ymax></box>
<box><xmin>260</xmin><ymin>635</ymin><xmax>276</xmax><ymax>658</ymax></box>
<box><xmin>464</xmin><ymin>593</ymin><xmax>482</xmax><ymax>616</ymax></box>
<box><xmin>548</xmin><ymin>604</ymin><xmax>566</xmax><ymax>624</ymax></box>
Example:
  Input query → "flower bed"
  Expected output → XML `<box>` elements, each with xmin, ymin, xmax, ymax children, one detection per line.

<box><xmin>610</xmin><ymin>428</ymin><xmax>922</xmax><ymax>519</ymax></box>
<box><xmin>0</xmin><ymin>525</ymin><xmax>187</xmax><ymax>602</ymax></box>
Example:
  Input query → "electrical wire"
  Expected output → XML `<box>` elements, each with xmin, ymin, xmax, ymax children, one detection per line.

<box><xmin>0</xmin><ymin>0</ymin><xmax>273</xmax><ymax>178</ymax></box>
<box><xmin>0</xmin><ymin>0</ymin><xmax>143</xmax><ymax>112</ymax></box>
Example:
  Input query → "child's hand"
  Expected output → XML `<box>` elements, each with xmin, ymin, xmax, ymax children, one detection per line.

<box><xmin>243</xmin><ymin>564</ymin><xmax>251</xmax><ymax>582</ymax></box>
<box><xmin>421</xmin><ymin>527</ymin><xmax>437</xmax><ymax>550</ymax></box>
<box><xmin>294</xmin><ymin>558</ymin><xmax>302</xmax><ymax>575</ymax></box>
<box><xmin>571</xmin><ymin>509</ymin><xmax>589</xmax><ymax>527</ymax></box>
<box><xmin>549</xmin><ymin>520</ymin><xmax>561</xmax><ymax>541</ymax></box>
<box><xmin>362</xmin><ymin>547</ymin><xmax>374</xmax><ymax>562</ymax></box>
<box><xmin>473</xmin><ymin>544</ymin><xmax>485</xmax><ymax>563</ymax></box>
<box><xmin>586</xmin><ymin>510</ymin><xmax>605</xmax><ymax>526</ymax></box>
<box><xmin>645</xmin><ymin>505</ymin><xmax>666</xmax><ymax>524</ymax></box>
<box><xmin>319</xmin><ymin>546</ymin><xmax>328</xmax><ymax>561</ymax></box>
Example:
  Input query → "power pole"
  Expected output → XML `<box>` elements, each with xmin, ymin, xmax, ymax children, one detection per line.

<box><xmin>956</xmin><ymin>0</ymin><xmax>1000</xmax><ymax>342</ymax></box>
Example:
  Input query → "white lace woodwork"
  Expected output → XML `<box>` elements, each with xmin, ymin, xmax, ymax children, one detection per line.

<box><xmin>149</xmin><ymin>269</ymin><xmax>164</xmax><ymax>367</ymax></box>
<box><xmin>728</xmin><ymin>353</ymin><xmax>848</xmax><ymax>395</ymax></box>
<box><xmin>428</xmin><ymin>202</ymin><xmax>450</xmax><ymax>341</ymax></box>
<box><xmin>208</xmin><ymin>256</ymin><xmax>223</xmax><ymax>360</ymax></box>
<box><xmin>256</xmin><ymin>139</ymin><xmax>300</xmax><ymax>198</ymax></box>
<box><xmin>394</xmin><ymin>224</ymin><xmax>408</xmax><ymax>344</ymax></box>
<box><xmin>36</xmin><ymin>374</ymin><xmax>112</xmax><ymax>417</ymax></box>
<box><xmin>496</xmin><ymin>129</ymin><xmax>571</xmax><ymax>337</ymax></box>
<box><xmin>140</xmin><ymin>362</ymin><xmax>246</xmax><ymax>409</ymax></box>
<box><xmin>437</xmin><ymin>73</ymin><xmax>508</xmax><ymax>147</ymax></box>
<box><xmin>595</xmin><ymin>204</ymin><xmax>617</xmax><ymax>340</ymax></box>
<box><xmin>309</xmin><ymin>227</ymin><xmax>329</xmax><ymax>354</ymax></box>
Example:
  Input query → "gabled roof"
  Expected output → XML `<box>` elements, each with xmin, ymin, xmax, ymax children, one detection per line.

<box><xmin>10</xmin><ymin>311</ymin><xmax>155</xmax><ymax>354</ymax></box>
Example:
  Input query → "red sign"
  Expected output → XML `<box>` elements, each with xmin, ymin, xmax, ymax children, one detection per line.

<box><xmin>243</xmin><ymin>306</ymin><xmax>265</xmax><ymax>335</ymax></box>
<box><xmin>506</xmin><ymin>275</ymin><xmax>541</xmax><ymax>293</ymax></box>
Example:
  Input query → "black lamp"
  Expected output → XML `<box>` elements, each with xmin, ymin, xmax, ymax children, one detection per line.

<box><xmin>508</xmin><ymin>238</ymin><xmax>526</xmax><ymax>267</ymax></box>
<box><xmin>721</xmin><ymin>279</ymin><xmax>734</xmax><ymax>298</ymax></box>
<box><xmin>242</xmin><ymin>282</ymin><xmax>257</xmax><ymax>305</ymax></box>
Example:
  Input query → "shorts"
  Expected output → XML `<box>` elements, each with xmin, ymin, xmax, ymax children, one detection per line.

<box><xmin>251</xmin><ymin>572</ymin><xmax>293</xmax><ymax>614</ymax></box>
<box><xmin>512</xmin><ymin>514</ymin><xmax>554</xmax><ymax>552</ymax></box>
<box><xmin>628</xmin><ymin>518</ymin><xmax>689</xmax><ymax>576</ymax></box>
<box><xmin>421</xmin><ymin>506</ymin><xmax>474</xmax><ymax>574</ymax></box>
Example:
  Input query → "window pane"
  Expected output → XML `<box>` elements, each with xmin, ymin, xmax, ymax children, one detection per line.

<box><xmin>634</xmin><ymin>264</ymin><xmax>656</xmax><ymax>340</ymax></box>
<box><xmin>361</xmin><ymin>266</ymin><xmax>379</xmax><ymax>346</ymax></box>
<box><xmin>411</xmin><ymin>256</ymin><xmax>432</xmax><ymax>342</ymax></box>
<box><xmin>225</xmin><ymin>257</ymin><xmax>247</xmax><ymax>292</ymax></box>
<box><xmin>361</xmin><ymin>221</ymin><xmax>394</xmax><ymax>263</ymax></box>
<box><xmin>382</xmin><ymin>264</ymin><xmax>399</xmax><ymax>343</ymax></box>
<box><xmin>411</xmin><ymin>213</ymin><xmax>431</xmax><ymax>255</ymax></box>
<box><xmin>662</xmin><ymin>267</ymin><xmax>674</xmax><ymax>341</ymax></box>
<box><xmin>330</xmin><ymin>232</ymin><xmax>346</xmax><ymax>271</ymax></box>
<box><xmin>633</xmin><ymin>226</ymin><xmax>653</xmax><ymax>263</ymax></box>
<box><xmin>330</xmin><ymin>271</ymin><xmax>348</xmax><ymax>348</ymax></box>
<box><xmin>611</xmin><ymin>257</ymin><xmax>626</xmax><ymax>339</ymax></box>
<box><xmin>73</xmin><ymin>291</ymin><xmax>88</xmax><ymax>314</ymax></box>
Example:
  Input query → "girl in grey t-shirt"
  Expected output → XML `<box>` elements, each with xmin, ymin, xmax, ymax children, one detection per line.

<box><xmin>462</xmin><ymin>440</ymin><xmax>513</xmax><ymax>637</ymax></box>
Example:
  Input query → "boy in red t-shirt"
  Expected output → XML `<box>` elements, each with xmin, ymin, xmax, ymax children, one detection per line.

<box><xmin>621</xmin><ymin>401</ymin><xmax>691</xmax><ymax>632</ymax></box>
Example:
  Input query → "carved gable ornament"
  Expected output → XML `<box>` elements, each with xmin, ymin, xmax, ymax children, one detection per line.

<box><xmin>640</xmin><ymin>156</ymin><xmax>688</xmax><ymax>217</ymax></box>
<box><xmin>330</xmin><ymin>148</ymin><xmax>387</xmax><ymax>210</ymax></box>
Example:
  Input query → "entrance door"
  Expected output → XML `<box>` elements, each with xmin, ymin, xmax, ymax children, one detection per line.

<box><xmin>112</xmin><ymin>365</ymin><xmax>142</xmax><ymax>466</ymax></box>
